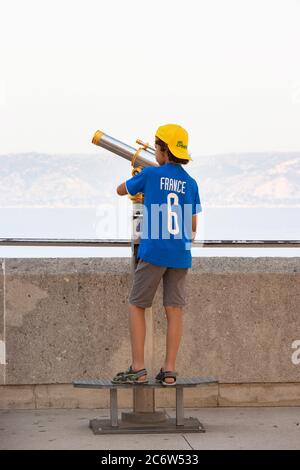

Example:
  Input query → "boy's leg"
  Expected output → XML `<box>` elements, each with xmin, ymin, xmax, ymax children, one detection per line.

<box><xmin>162</xmin><ymin>267</ymin><xmax>188</xmax><ymax>383</ymax></box>
<box><xmin>128</xmin><ymin>303</ymin><xmax>147</xmax><ymax>381</ymax></box>
<box><xmin>163</xmin><ymin>306</ymin><xmax>183</xmax><ymax>384</ymax></box>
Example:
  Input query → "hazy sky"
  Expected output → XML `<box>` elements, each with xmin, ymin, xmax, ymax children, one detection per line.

<box><xmin>1</xmin><ymin>0</ymin><xmax>300</xmax><ymax>156</ymax></box>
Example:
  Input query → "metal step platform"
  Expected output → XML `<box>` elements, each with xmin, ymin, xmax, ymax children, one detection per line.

<box><xmin>73</xmin><ymin>376</ymin><xmax>218</xmax><ymax>434</ymax></box>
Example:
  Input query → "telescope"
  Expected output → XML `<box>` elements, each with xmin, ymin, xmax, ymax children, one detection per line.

<box><xmin>92</xmin><ymin>130</ymin><xmax>158</xmax><ymax>171</ymax></box>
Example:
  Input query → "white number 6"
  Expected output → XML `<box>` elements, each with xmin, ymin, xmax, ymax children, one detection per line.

<box><xmin>167</xmin><ymin>192</ymin><xmax>179</xmax><ymax>235</ymax></box>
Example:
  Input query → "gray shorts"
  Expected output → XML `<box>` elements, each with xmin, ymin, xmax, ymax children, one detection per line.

<box><xmin>128</xmin><ymin>258</ymin><xmax>189</xmax><ymax>308</ymax></box>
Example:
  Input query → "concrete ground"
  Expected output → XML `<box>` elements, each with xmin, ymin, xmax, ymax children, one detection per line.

<box><xmin>0</xmin><ymin>407</ymin><xmax>300</xmax><ymax>450</ymax></box>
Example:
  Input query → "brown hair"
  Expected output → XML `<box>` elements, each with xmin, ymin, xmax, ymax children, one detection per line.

<box><xmin>155</xmin><ymin>137</ymin><xmax>189</xmax><ymax>165</ymax></box>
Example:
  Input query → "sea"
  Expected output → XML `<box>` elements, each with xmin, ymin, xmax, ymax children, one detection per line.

<box><xmin>0</xmin><ymin>207</ymin><xmax>299</xmax><ymax>258</ymax></box>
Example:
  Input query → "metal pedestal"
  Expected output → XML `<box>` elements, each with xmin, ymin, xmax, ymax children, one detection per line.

<box><xmin>73</xmin><ymin>377</ymin><xmax>218</xmax><ymax>435</ymax></box>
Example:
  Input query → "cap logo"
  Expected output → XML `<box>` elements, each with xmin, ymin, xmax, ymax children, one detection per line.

<box><xmin>176</xmin><ymin>140</ymin><xmax>187</xmax><ymax>149</ymax></box>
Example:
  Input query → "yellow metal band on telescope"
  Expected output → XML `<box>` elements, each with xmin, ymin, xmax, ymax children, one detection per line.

<box><xmin>131</xmin><ymin>147</ymin><xmax>143</xmax><ymax>168</ymax></box>
<box><xmin>92</xmin><ymin>130</ymin><xmax>104</xmax><ymax>145</ymax></box>
<box><xmin>128</xmin><ymin>191</ymin><xmax>144</xmax><ymax>203</ymax></box>
<box><xmin>129</xmin><ymin>148</ymin><xmax>144</xmax><ymax>202</ymax></box>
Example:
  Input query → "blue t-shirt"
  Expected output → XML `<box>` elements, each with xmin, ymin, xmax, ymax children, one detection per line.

<box><xmin>125</xmin><ymin>162</ymin><xmax>202</xmax><ymax>268</ymax></box>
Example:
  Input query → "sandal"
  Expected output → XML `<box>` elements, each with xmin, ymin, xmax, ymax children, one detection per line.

<box><xmin>111</xmin><ymin>365</ymin><xmax>148</xmax><ymax>384</ymax></box>
<box><xmin>155</xmin><ymin>368</ymin><xmax>177</xmax><ymax>386</ymax></box>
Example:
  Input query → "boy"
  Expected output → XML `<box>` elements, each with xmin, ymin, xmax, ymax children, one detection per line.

<box><xmin>112</xmin><ymin>124</ymin><xmax>202</xmax><ymax>386</ymax></box>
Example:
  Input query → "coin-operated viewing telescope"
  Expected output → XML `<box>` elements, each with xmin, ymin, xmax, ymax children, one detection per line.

<box><xmin>92</xmin><ymin>130</ymin><xmax>158</xmax><ymax>203</ymax></box>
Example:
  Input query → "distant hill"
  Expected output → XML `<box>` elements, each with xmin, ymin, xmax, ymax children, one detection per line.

<box><xmin>191</xmin><ymin>152</ymin><xmax>300</xmax><ymax>207</ymax></box>
<box><xmin>0</xmin><ymin>151</ymin><xmax>299</xmax><ymax>207</ymax></box>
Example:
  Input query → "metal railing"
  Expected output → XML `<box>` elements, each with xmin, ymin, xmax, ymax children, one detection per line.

<box><xmin>0</xmin><ymin>238</ymin><xmax>299</xmax><ymax>248</ymax></box>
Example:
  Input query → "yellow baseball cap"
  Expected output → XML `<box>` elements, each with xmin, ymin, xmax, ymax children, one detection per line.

<box><xmin>155</xmin><ymin>123</ymin><xmax>192</xmax><ymax>161</ymax></box>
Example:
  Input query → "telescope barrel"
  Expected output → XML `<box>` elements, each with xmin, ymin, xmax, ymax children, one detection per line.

<box><xmin>92</xmin><ymin>130</ymin><xmax>158</xmax><ymax>168</ymax></box>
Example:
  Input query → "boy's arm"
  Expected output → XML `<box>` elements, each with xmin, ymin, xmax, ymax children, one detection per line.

<box><xmin>116</xmin><ymin>167</ymin><xmax>149</xmax><ymax>196</ymax></box>
<box><xmin>192</xmin><ymin>214</ymin><xmax>197</xmax><ymax>242</ymax></box>
<box><xmin>116</xmin><ymin>182</ymin><xmax>128</xmax><ymax>196</ymax></box>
